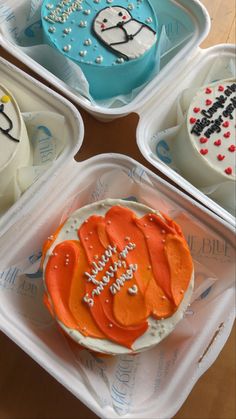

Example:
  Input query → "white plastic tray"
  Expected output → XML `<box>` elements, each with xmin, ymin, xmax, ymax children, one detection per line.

<box><xmin>0</xmin><ymin>0</ymin><xmax>210</xmax><ymax>121</ymax></box>
<box><xmin>0</xmin><ymin>153</ymin><xmax>235</xmax><ymax>419</ymax></box>
<box><xmin>137</xmin><ymin>44</ymin><xmax>236</xmax><ymax>227</ymax></box>
<box><xmin>0</xmin><ymin>56</ymin><xmax>84</xmax><ymax>238</ymax></box>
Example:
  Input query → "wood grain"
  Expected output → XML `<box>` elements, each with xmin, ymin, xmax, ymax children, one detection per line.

<box><xmin>0</xmin><ymin>1</ymin><xmax>235</xmax><ymax>419</ymax></box>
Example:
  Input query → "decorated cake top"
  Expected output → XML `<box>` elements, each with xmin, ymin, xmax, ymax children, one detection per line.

<box><xmin>0</xmin><ymin>85</ymin><xmax>21</xmax><ymax>170</ymax></box>
<box><xmin>41</xmin><ymin>0</ymin><xmax>157</xmax><ymax>67</ymax></box>
<box><xmin>187</xmin><ymin>79</ymin><xmax>236</xmax><ymax>179</ymax></box>
<box><xmin>42</xmin><ymin>200</ymin><xmax>193</xmax><ymax>354</ymax></box>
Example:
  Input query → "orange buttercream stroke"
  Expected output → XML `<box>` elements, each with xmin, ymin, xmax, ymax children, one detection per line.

<box><xmin>44</xmin><ymin>205</ymin><xmax>193</xmax><ymax>349</ymax></box>
<box><xmin>78</xmin><ymin>215</ymin><xmax>148</xmax><ymax>348</ymax></box>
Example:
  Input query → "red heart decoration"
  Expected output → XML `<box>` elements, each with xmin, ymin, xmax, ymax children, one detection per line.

<box><xmin>214</xmin><ymin>139</ymin><xmax>221</xmax><ymax>146</ymax></box>
<box><xmin>200</xmin><ymin>137</ymin><xmax>208</xmax><ymax>144</ymax></box>
<box><xmin>190</xmin><ymin>117</ymin><xmax>196</xmax><ymax>124</ymax></box>
<box><xmin>193</xmin><ymin>107</ymin><xmax>200</xmax><ymax>113</ymax></box>
<box><xmin>217</xmin><ymin>154</ymin><xmax>225</xmax><ymax>161</ymax></box>
<box><xmin>228</xmin><ymin>145</ymin><xmax>236</xmax><ymax>152</ymax></box>
<box><xmin>223</xmin><ymin>121</ymin><xmax>230</xmax><ymax>128</ymax></box>
<box><xmin>224</xmin><ymin>132</ymin><xmax>231</xmax><ymax>138</ymax></box>
<box><xmin>200</xmin><ymin>149</ymin><xmax>208</xmax><ymax>155</ymax></box>
<box><xmin>225</xmin><ymin>167</ymin><xmax>232</xmax><ymax>175</ymax></box>
<box><xmin>205</xmin><ymin>88</ymin><xmax>212</xmax><ymax>94</ymax></box>
<box><xmin>206</xmin><ymin>99</ymin><xmax>212</xmax><ymax>106</ymax></box>
<box><xmin>218</xmin><ymin>85</ymin><xmax>224</xmax><ymax>91</ymax></box>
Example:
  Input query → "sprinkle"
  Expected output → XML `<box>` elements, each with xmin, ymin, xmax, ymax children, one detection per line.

<box><xmin>149</xmin><ymin>217</ymin><xmax>153</xmax><ymax>221</ymax></box>
<box><xmin>46</xmin><ymin>3</ymin><xmax>54</xmax><ymax>9</ymax></box>
<box><xmin>217</xmin><ymin>154</ymin><xmax>225</xmax><ymax>161</ymax></box>
<box><xmin>48</xmin><ymin>235</ymin><xmax>54</xmax><ymax>240</ymax></box>
<box><xmin>147</xmin><ymin>265</ymin><xmax>152</xmax><ymax>270</ymax></box>
<box><xmin>89</xmin><ymin>231</ymin><xmax>93</xmax><ymax>235</ymax></box>
<box><xmin>214</xmin><ymin>139</ymin><xmax>221</xmax><ymax>146</ymax></box>
<box><xmin>228</xmin><ymin>145</ymin><xmax>236</xmax><ymax>152</ymax></box>
<box><xmin>79</xmin><ymin>20</ymin><xmax>87</xmax><ymax>27</ymax></box>
<box><xmin>193</xmin><ymin>107</ymin><xmax>200</xmax><ymax>113</ymax></box>
<box><xmin>128</xmin><ymin>3</ymin><xmax>135</xmax><ymax>10</ymax></box>
<box><xmin>48</xmin><ymin>26</ymin><xmax>56</xmax><ymax>33</ymax></box>
<box><xmin>145</xmin><ymin>17</ymin><xmax>152</xmax><ymax>23</ymax></box>
<box><xmin>125</xmin><ymin>236</ymin><xmax>130</xmax><ymax>241</ymax></box>
<box><xmin>83</xmin><ymin>9</ymin><xmax>91</xmax><ymax>15</ymax></box>
<box><xmin>105</xmin><ymin>299</ymin><xmax>109</xmax><ymax>303</ymax></box>
<box><xmin>200</xmin><ymin>137</ymin><xmax>208</xmax><ymax>144</ymax></box>
<box><xmin>180</xmin><ymin>289</ymin><xmax>184</xmax><ymax>294</ymax></box>
<box><xmin>116</xmin><ymin>57</ymin><xmax>124</xmax><ymax>64</ymax></box>
<box><xmin>200</xmin><ymin>149</ymin><xmax>208</xmax><ymax>155</ymax></box>
<box><xmin>89</xmin><ymin>245</ymin><xmax>93</xmax><ymax>249</ymax></box>
<box><xmin>223</xmin><ymin>121</ymin><xmax>229</xmax><ymax>128</ymax></box>
<box><xmin>190</xmin><ymin>117</ymin><xmax>196</xmax><ymax>124</ymax></box>
<box><xmin>94</xmin><ymin>255</ymin><xmax>99</xmax><ymax>259</ymax></box>
<box><xmin>63</xmin><ymin>44</ymin><xmax>71</xmax><ymax>52</ymax></box>
<box><xmin>54</xmin><ymin>265</ymin><xmax>58</xmax><ymax>269</ymax></box>
<box><xmin>109</xmin><ymin>323</ymin><xmax>113</xmax><ymax>328</ymax></box>
<box><xmin>161</xmin><ymin>229</ymin><xmax>166</xmax><ymax>234</ymax></box>
<box><xmin>1</xmin><ymin>95</ymin><xmax>10</xmax><ymax>103</ymax></box>
<box><xmin>161</xmin><ymin>295</ymin><xmax>167</xmax><ymax>300</ymax></box>
<box><xmin>218</xmin><ymin>85</ymin><xmax>224</xmax><ymax>91</ymax></box>
<box><xmin>205</xmin><ymin>87</ymin><xmax>212</xmax><ymax>94</ymax></box>
<box><xmin>82</xmin><ymin>326</ymin><xmax>87</xmax><ymax>331</ymax></box>
<box><xmin>162</xmin><ymin>239</ymin><xmax>166</xmax><ymax>243</ymax></box>
<box><xmin>206</xmin><ymin>99</ymin><xmax>212</xmax><ymax>106</ymax></box>
<box><xmin>66</xmin><ymin>254</ymin><xmax>70</xmax><ymax>258</ymax></box>
<box><xmin>63</xmin><ymin>28</ymin><xmax>71</xmax><ymax>34</ymax></box>
<box><xmin>107</xmin><ymin>0</ymin><xmax>113</xmax><ymax>3</ymax></box>
<box><xmin>85</xmin><ymin>237</ymin><xmax>89</xmax><ymax>241</ymax></box>
<box><xmin>144</xmin><ymin>223</ymin><xmax>147</xmax><ymax>227</ymax></box>
<box><xmin>128</xmin><ymin>285</ymin><xmax>138</xmax><ymax>295</ymax></box>
<box><xmin>107</xmin><ymin>220</ymin><xmax>111</xmax><ymax>225</ymax></box>
<box><xmin>84</xmin><ymin>38</ymin><xmax>92</xmax><ymax>46</ymax></box>
<box><xmin>95</xmin><ymin>55</ymin><xmax>103</xmax><ymax>64</ymax></box>
<box><xmin>79</xmin><ymin>50</ymin><xmax>87</xmax><ymax>57</ymax></box>
<box><xmin>146</xmin><ymin>235</ymin><xmax>150</xmax><ymax>239</ymax></box>
<box><xmin>224</xmin><ymin>131</ymin><xmax>231</xmax><ymax>138</ymax></box>
<box><xmin>225</xmin><ymin>167</ymin><xmax>232</xmax><ymax>175</ymax></box>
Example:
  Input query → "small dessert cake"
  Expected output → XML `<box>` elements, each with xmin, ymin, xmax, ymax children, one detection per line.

<box><xmin>173</xmin><ymin>79</ymin><xmax>236</xmax><ymax>208</ymax></box>
<box><xmin>0</xmin><ymin>85</ymin><xmax>31</xmax><ymax>213</ymax></box>
<box><xmin>41</xmin><ymin>0</ymin><xmax>158</xmax><ymax>100</ymax></box>
<box><xmin>42</xmin><ymin>199</ymin><xmax>194</xmax><ymax>355</ymax></box>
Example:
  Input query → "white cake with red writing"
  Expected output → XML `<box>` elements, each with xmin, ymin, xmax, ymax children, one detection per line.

<box><xmin>173</xmin><ymin>79</ymin><xmax>236</xmax><ymax>210</ymax></box>
<box><xmin>42</xmin><ymin>199</ymin><xmax>194</xmax><ymax>355</ymax></box>
<box><xmin>0</xmin><ymin>85</ymin><xmax>31</xmax><ymax>213</ymax></box>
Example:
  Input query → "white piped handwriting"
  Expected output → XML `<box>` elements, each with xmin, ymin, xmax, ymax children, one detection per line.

<box><xmin>82</xmin><ymin>242</ymin><xmax>138</xmax><ymax>306</ymax></box>
<box><xmin>44</xmin><ymin>0</ymin><xmax>83</xmax><ymax>24</ymax></box>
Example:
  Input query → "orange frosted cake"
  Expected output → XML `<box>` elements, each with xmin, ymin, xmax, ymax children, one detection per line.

<box><xmin>42</xmin><ymin>199</ymin><xmax>194</xmax><ymax>355</ymax></box>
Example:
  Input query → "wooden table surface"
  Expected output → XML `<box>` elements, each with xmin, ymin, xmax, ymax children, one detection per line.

<box><xmin>0</xmin><ymin>1</ymin><xmax>235</xmax><ymax>418</ymax></box>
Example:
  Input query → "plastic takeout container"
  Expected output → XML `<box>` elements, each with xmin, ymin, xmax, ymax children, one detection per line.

<box><xmin>0</xmin><ymin>153</ymin><xmax>235</xmax><ymax>419</ymax></box>
<box><xmin>0</xmin><ymin>56</ymin><xmax>84</xmax><ymax>237</ymax></box>
<box><xmin>0</xmin><ymin>0</ymin><xmax>211</xmax><ymax>120</ymax></box>
<box><xmin>136</xmin><ymin>44</ymin><xmax>236</xmax><ymax>227</ymax></box>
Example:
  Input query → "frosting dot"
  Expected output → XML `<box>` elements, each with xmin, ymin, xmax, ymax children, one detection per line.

<box><xmin>224</xmin><ymin>131</ymin><xmax>231</xmax><ymax>138</ymax></box>
<box><xmin>225</xmin><ymin>167</ymin><xmax>232</xmax><ymax>175</ymax></box>
<box><xmin>205</xmin><ymin>87</ymin><xmax>212</xmax><ymax>94</ymax></box>
<box><xmin>83</xmin><ymin>9</ymin><xmax>91</xmax><ymax>15</ymax></box>
<box><xmin>95</xmin><ymin>55</ymin><xmax>103</xmax><ymax>64</ymax></box>
<box><xmin>206</xmin><ymin>99</ymin><xmax>212</xmax><ymax>106</ymax></box>
<box><xmin>214</xmin><ymin>139</ymin><xmax>221</xmax><ymax>146</ymax></box>
<box><xmin>228</xmin><ymin>145</ymin><xmax>236</xmax><ymax>152</ymax></box>
<box><xmin>217</xmin><ymin>154</ymin><xmax>225</xmax><ymax>161</ymax></box>
<box><xmin>63</xmin><ymin>27</ymin><xmax>72</xmax><ymax>34</ymax></box>
<box><xmin>109</xmin><ymin>323</ymin><xmax>113</xmax><ymax>328</ymax></box>
<box><xmin>190</xmin><ymin>117</ymin><xmax>196</xmax><ymax>124</ymax></box>
<box><xmin>223</xmin><ymin>121</ymin><xmax>230</xmax><ymax>128</ymax></box>
<box><xmin>84</xmin><ymin>38</ymin><xmax>92</xmax><ymax>46</ymax></box>
<box><xmin>200</xmin><ymin>137</ymin><xmax>208</xmax><ymax>144</ymax></box>
<box><xmin>79</xmin><ymin>50</ymin><xmax>87</xmax><ymax>57</ymax></box>
<box><xmin>48</xmin><ymin>26</ymin><xmax>56</xmax><ymax>33</ymax></box>
<box><xmin>1</xmin><ymin>95</ymin><xmax>10</xmax><ymax>103</ymax></box>
<box><xmin>200</xmin><ymin>149</ymin><xmax>208</xmax><ymax>155</ymax></box>
<box><xmin>128</xmin><ymin>3</ymin><xmax>135</xmax><ymax>10</ymax></box>
<box><xmin>79</xmin><ymin>20</ymin><xmax>87</xmax><ymax>27</ymax></box>
<box><xmin>63</xmin><ymin>44</ymin><xmax>71</xmax><ymax>52</ymax></box>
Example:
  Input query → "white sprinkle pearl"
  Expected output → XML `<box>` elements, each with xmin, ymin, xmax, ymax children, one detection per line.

<box><xmin>105</xmin><ymin>299</ymin><xmax>109</xmax><ymax>303</ymax></box>
<box><xmin>125</xmin><ymin>236</ymin><xmax>130</xmax><ymax>241</ymax></box>
<box><xmin>54</xmin><ymin>265</ymin><xmax>58</xmax><ymax>269</ymax></box>
<box><xmin>84</xmin><ymin>38</ymin><xmax>92</xmax><ymax>46</ymax></box>
<box><xmin>79</xmin><ymin>50</ymin><xmax>87</xmax><ymax>57</ymax></box>
<box><xmin>109</xmin><ymin>323</ymin><xmax>113</xmax><ymax>328</ymax></box>
<box><xmin>83</xmin><ymin>9</ymin><xmax>91</xmax><ymax>15</ymax></box>
<box><xmin>162</xmin><ymin>239</ymin><xmax>166</xmax><ymax>243</ymax></box>
<box><xmin>161</xmin><ymin>295</ymin><xmax>167</xmax><ymax>300</ymax></box>
<box><xmin>63</xmin><ymin>44</ymin><xmax>71</xmax><ymax>52</ymax></box>
<box><xmin>128</xmin><ymin>3</ymin><xmax>135</xmax><ymax>10</ymax></box>
<box><xmin>161</xmin><ymin>230</ymin><xmax>166</xmax><ymax>234</ymax></box>
<box><xmin>116</xmin><ymin>57</ymin><xmax>124</xmax><ymax>64</ymax></box>
<box><xmin>180</xmin><ymin>289</ymin><xmax>185</xmax><ymax>294</ymax></box>
<box><xmin>147</xmin><ymin>265</ymin><xmax>152</xmax><ymax>270</ymax></box>
<box><xmin>85</xmin><ymin>237</ymin><xmax>89</xmax><ymax>241</ymax></box>
<box><xmin>79</xmin><ymin>20</ymin><xmax>87</xmax><ymax>27</ymax></box>
<box><xmin>63</xmin><ymin>28</ymin><xmax>71</xmax><ymax>34</ymax></box>
<box><xmin>48</xmin><ymin>26</ymin><xmax>56</xmax><ymax>33</ymax></box>
<box><xmin>95</xmin><ymin>55</ymin><xmax>103</xmax><ymax>64</ymax></box>
<box><xmin>89</xmin><ymin>245</ymin><xmax>93</xmax><ymax>249</ymax></box>
<box><xmin>107</xmin><ymin>220</ymin><xmax>111</xmax><ymax>224</ymax></box>
<box><xmin>146</xmin><ymin>17</ymin><xmax>153</xmax><ymax>23</ymax></box>
<box><xmin>46</xmin><ymin>3</ymin><xmax>54</xmax><ymax>9</ymax></box>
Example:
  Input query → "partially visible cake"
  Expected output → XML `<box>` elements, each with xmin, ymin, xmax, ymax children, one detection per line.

<box><xmin>173</xmin><ymin>79</ymin><xmax>236</xmax><ymax>209</ymax></box>
<box><xmin>0</xmin><ymin>85</ymin><xmax>31</xmax><ymax>213</ymax></box>
<box><xmin>42</xmin><ymin>199</ymin><xmax>194</xmax><ymax>355</ymax></box>
<box><xmin>41</xmin><ymin>0</ymin><xmax>158</xmax><ymax>100</ymax></box>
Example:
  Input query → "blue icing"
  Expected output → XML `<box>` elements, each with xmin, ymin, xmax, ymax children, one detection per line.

<box><xmin>41</xmin><ymin>0</ymin><xmax>158</xmax><ymax>98</ymax></box>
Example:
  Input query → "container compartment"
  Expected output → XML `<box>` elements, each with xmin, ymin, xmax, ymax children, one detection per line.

<box><xmin>0</xmin><ymin>56</ymin><xmax>84</xmax><ymax>237</ymax></box>
<box><xmin>137</xmin><ymin>44</ymin><xmax>236</xmax><ymax>227</ymax></box>
<box><xmin>0</xmin><ymin>153</ymin><xmax>235</xmax><ymax>419</ymax></box>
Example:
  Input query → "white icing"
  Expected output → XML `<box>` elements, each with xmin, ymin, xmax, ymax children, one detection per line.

<box><xmin>0</xmin><ymin>85</ymin><xmax>31</xmax><ymax>212</ymax></box>
<box><xmin>93</xmin><ymin>6</ymin><xmax>157</xmax><ymax>60</ymax></box>
<box><xmin>43</xmin><ymin>199</ymin><xmax>194</xmax><ymax>355</ymax></box>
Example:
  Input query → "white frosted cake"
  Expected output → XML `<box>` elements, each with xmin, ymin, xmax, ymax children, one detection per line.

<box><xmin>0</xmin><ymin>85</ymin><xmax>31</xmax><ymax>213</ymax></box>
<box><xmin>42</xmin><ymin>199</ymin><xmax>194</xmax><ymax>355</ymax></box>
<box><xmin>174</xmin><ymin>79</ymin><xmax>236</xmax><ymax>209</ymax></box>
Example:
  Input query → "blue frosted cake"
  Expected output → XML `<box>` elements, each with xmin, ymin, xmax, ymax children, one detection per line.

<box><xmin>41</xmin><ymin>0</ymin><xmax>158</xmax><ymax>99</ymax></box>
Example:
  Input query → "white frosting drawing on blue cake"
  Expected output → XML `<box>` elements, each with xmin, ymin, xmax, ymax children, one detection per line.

<box><xmin>41</xmin><ymin>0</ymin><xmax>158</xmax><ymax>99</ymax></box>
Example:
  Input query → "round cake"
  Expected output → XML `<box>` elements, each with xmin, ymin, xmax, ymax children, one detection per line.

<box><xmin>42</xmin><ymin>199</ymin><xmax>194</xmax><ymax>355</ymax></box>
<box><xmin>173</xmin><ymin>79</ymin><xmax>236</xmax><ymax>209</ymax></box>
<box><xmin>41</xmin><ymin>0</ymin><xmax>158</xmax><ymax>100</ymax></box>
<box><xmin>0</xmin><ymin>85</ymin><xmax>31</xmax><ymax>213</ymax></box>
